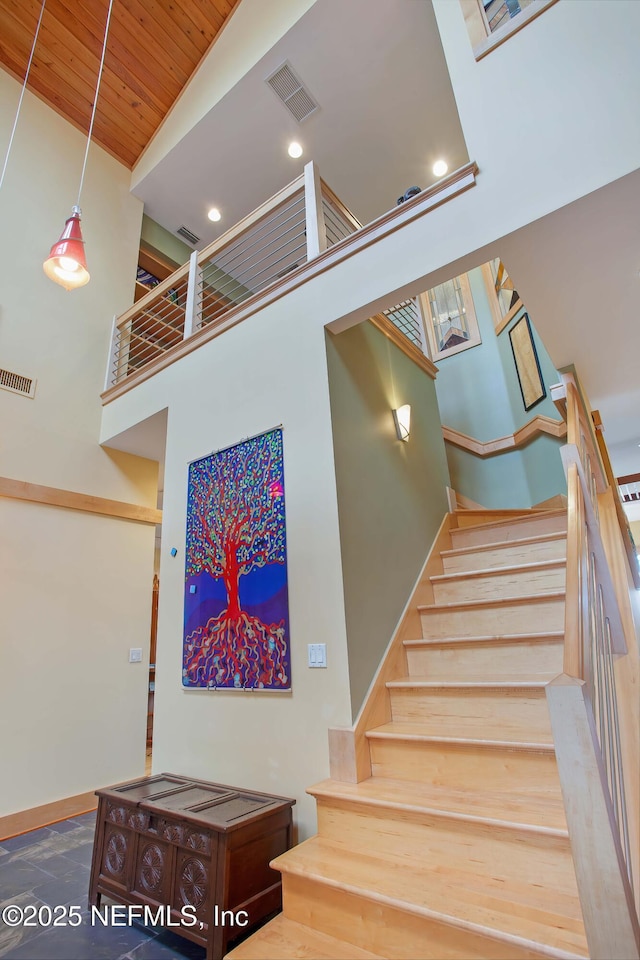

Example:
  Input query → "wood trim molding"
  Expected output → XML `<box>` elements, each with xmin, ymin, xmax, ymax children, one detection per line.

<box><xmin>368</xmin><ymin>315</ymin><xmax>438</xmax><ymax>379</ymax></box>
<box><xmin>102</xmin><ymin>162</ymin><xmax>478</xmax><ymax>405</ymax></box>
<box><xmin>0</xmin><ymin>477</ymin><xmax>162</xmax><ymax>525</ymax></box>
<box><xmin>442</xmin><ymin>415</ymin><xmax>566</xmax><ymax>457</ymax></box>
<box><xmin>319</xmin><ymin>178</ymin><xmax>363</xmax><ymax>232</ymax></box>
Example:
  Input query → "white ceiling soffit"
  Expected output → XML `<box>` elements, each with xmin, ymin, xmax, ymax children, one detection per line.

<box><xmin>494</xmin><ymin>167</ymin><xmax>640</xmax><ymax>468</ymax></box>
<box><xmin>132</xmin><ymin>0</ymin><xmax>468</xmax><ymax>249</ymax></box>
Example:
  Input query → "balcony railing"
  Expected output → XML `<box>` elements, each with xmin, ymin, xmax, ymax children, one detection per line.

<box><xmin>617</xmin><ymin>473</ymin><xmax>640</xmax><ymax>504</ymax></box>
<box><xmin>106</xmin><ymin>162</ymin><xmax>362</xmax><ymax>389</ymax></box>
<box><xmin>104</xmin><ymin>161</ymin><xmax>480</xmax><ymax>394</ymax></box>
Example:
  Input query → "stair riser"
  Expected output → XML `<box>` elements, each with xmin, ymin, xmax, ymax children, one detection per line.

<box><xmin>368</xmin><ymin>738</ymin><xmax>561</xmax><ymax>792</ymax></box>
<box><xmin>442</xmin><ymin>538</ymin><xmax>566</xmax><ymax>574</ymax></box>
<box><xmin>406</xmin><ymin>639</ymin><xmax>564</xmax><ymax>680</ymax></box>
<box><xmin>388</xmin><ymin>688</ymin><xmax>553</xmax><ymax>741</ymax></box>
<box><xmin>451</xmin><ymin>515</ymin><xmax>567</xmax><ymax>548</ymax></box>
<box><xmin>432</xmin><ymin>566</ymin><xmax>566</xmax><ymax>603</ymax></box>
<box><xmin>420</xmin><ymin>597</ymin><xmax>564</xmax><ymax>639</ymax></box>
<box><xmin>224</xmin><ymin>917</ymin><xmax>382</xmax><ymax>960</ymax></box>
<box><xmin>454</xmin><ymin>511</ymin><xmax>549</xmax><ymax>528</ymax></box>
<box><xmin>316</xmin><ymin>800</ymin><xmax>577</xmax><ymax>895</ymax></box>
<box><xmin>282</xmin><ymin>874</ymin><xmax>566</xmax><ymax>960</ymax></box>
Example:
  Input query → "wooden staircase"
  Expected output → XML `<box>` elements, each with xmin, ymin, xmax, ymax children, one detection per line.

<box><xmin>227</xmin><ymin>508</ymin><xmax>590</xmax><ymax>960</ymax></box>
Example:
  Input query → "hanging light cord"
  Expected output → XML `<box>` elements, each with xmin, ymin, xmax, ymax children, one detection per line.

<box><xmin>0</xmin><ymin>0</ymin><xmax>47</xmax><ymax>192</ymax></box>
<box><xmin>76</xmin><ymin>0</ymin><xmax>115</xmax><ymax>209</ymax></box>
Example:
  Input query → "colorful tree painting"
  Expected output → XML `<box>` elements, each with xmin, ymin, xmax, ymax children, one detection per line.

<box><xmin>183</xmin><ymin>429</ymin><xmax>291</xmax><ymax>689</ymax></box>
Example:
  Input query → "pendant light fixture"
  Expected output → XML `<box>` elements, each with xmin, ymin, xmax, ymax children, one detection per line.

<box><xmin>0</xmin><ymin>0</ymin><xmax>47</xmax><ymax>193</ymax></box>
<box><xmin>43</xmin><ymin>0</ymin><xmax>114</xmax><ymax>291</ymax></box>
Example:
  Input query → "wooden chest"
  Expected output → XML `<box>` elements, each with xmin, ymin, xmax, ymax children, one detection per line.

<box><xmin>88</xmin><ymin>773</ymin><xmax>295</xmax><ymax>959</ymax></box>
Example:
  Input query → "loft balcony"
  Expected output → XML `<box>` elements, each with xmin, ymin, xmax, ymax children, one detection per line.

<box><xmin>102</xmin><ymin>161</ymin><xmax>478</xmax><ymax>402</ymax></box>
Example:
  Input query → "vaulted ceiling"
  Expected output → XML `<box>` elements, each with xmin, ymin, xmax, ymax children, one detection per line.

<box><xmin>0</xmin><ymin>0</ymin><xmax>240</xmax><ymax>168</ymax></box>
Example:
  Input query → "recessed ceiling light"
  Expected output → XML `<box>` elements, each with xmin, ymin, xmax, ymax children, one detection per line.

<box><xmin>207</xmin><ymin>208</ymin><xmax>221</xmax><ymax>222</ymax></box>
<box><xmin>287</xmin><ymin>141</ymin><xmax>303</xmax><ymax>159</ymax></box>
<box><xmin>432</xmin><ymin>159</ymin><xmax>448</xmax><ymax>177</ymax></box>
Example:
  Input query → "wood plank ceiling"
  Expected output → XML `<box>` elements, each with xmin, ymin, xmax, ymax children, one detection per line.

<box><xmin>0</xmin><ymin>0</ymin><xmax>241</xmax><ymax>169</ymax></box>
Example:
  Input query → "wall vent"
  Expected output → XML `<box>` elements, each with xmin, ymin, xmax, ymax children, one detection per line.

<box><xmin>266</xmin><ymin>62</ymin><xmax>318</xmax><ymax>123</ymax></box>
<box><xmin>176</xmin><ymin>225</ymin><xmax>201</xmax><ymax>245</ymax></box>
<box><xmin>0</xmin><ymin>368</ymin><xmax>36</xmax><ymax>398</ymax></box>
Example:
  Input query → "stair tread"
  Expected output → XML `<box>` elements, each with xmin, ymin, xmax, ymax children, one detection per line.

<box><xmin>451</xmin><ymin>509</ymin><xmax>567</xmax><ymax>536</ymax></box>
<box><xmin>273</xmin><ymin>837</ymin><xmax>588</xmax><ymax>957</ymax></box>
<box><xmin>405</xmin><ymin>631</ymin><xmax>564</xmax><ymax>647</ymax></box>
<box><xmin>225</xmin><ymin>915</ymin><xmax>385</xmax><ymax>959</ymax></box>
<box><xmin>442</xmin><ymin>531</ymin><xmax>567</xmax><ymax>559</ymax></box>
<box><xmin>308</xmin><ymin>776</ymin><xmax>568</xmax><ymax>832</ymax></box>
<box><xmin>387</xmin><ymin>676</ymin><xmax>550</xmax><ymax>689</ymax></box>
<box><xmin>431</xmin><ymin>558</ymin><xmax>566</xmax><ymax>583</ymax></box>
<box><xmin>418</xmin><ymin>591</ymin><xmax>565</xmax><ymax>612</ymax></box>
<box><xmin>366</xmin><ymin>720</ymin><xmax>555</xmax><ymax>750</ymax></box>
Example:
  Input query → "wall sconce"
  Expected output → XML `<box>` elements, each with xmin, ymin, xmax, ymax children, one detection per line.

<box><xmin>392</xmin><ymin>404</ymin><xmax>411</xmax><ymax>442</ymax></box>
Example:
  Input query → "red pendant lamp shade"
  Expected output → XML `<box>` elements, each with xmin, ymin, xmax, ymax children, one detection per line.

<box><xmin>43</xmin><ymin>205</ymin><xmax>90</xmax><ymax>290</ymax></box>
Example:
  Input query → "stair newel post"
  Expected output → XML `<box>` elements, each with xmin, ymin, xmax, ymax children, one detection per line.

<box><xmin>304</xmin><ymin>160</ymin><xmax>328</xmax><ymax>260</ymax></box>
<box><xmin>183</xmin><ymin>249</ymin><xmax>200</xmax><ymax>339</ymax></box>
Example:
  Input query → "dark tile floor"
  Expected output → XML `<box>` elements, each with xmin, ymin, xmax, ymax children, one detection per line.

<box><xmin>0</xmin><ymin>813</ymin><xmax>206</xmax><ymax>959</ymax></box>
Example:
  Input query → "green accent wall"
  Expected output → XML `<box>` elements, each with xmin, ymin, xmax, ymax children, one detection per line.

<box><xmin>435</xmin><ymin>268</ymin><xmax>566</xmax><ymax>508</ymax></box>
<box><xmin>141</xmin><ymin>214</ymin><xmax>192</xmax><ymax>267</ymax></box>
<box><xmin>141</xmin><ymin>214</ymin><xmax>252</xmax><ymax>305</ymax></box>
<box><xmin>326</xmin><ymin>322</ymin><xmax>450</xmax><ymax>719</ymax></box>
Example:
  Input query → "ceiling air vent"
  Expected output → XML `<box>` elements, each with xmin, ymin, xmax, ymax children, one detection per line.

<box><xmin>176</xmin><ymin>225</ymin><xmax>201</xmax><ymax>246</ymax></box>
<box><xmin>266</xmin><ymin>62</ymin><xmax>318</xmax><ymax>123</ymax></box>
<box><xmin>0</xmin><ymin>368</ymin><xmax>36</xmax><ymax>398</ymax></box>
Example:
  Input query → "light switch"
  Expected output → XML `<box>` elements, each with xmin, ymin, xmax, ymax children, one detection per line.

<box><xmin>307</xmin><ymin>643</ymin><xmax>327</xmax><ymax>668</ymax></box>
<box><xmin>129</xmin><ymin>648</ymin><xmax>143</xmax><ymax>663</ymax></box>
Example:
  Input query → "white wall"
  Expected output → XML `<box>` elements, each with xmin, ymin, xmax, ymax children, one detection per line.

<box><xmin>0</xmin><ymin>71</ymin><xmax>157</xmax><ymax>815</ymax></box>
<box><xmin>132</xmin><ymin>0</ymin><xmax>316</xmax><ymax>188</ymax></box>
<box><xmin>433</xmin><ymin>0</ymin><xmax>640</xmax><ymax>233</ymax></box>
<box><xmin>0</xmin><ymin>501</ymin><xmax>156</xmax><ymax>813</ymax></box>
<box><xmin>101</xmin><ymin>286</ymin><xmax>354</xmax><ymax>841</ymax></box>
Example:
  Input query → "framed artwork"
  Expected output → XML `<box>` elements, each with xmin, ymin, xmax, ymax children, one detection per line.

<box><xmin>481</xmin><ymin>258</ymin><xmax>523</xmax><ymax>335</ymax></box>
<box><xmin>183</xmin><ymin>428</ymin><xmax>291</xmax><ymax>690</ymax></box>
<box><xmin>419</xmin><ymin>273</ymin><xmax>482</xmax><ymax>361</ymax></box>
<box><xmin>509</xmin><ymin>313</ymin><xmax>546</xmax><ymax>411</ymax></box>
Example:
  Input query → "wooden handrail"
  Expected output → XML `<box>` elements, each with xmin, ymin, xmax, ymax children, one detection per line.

<box><xmin>592</xmin><ymin>411</ymin><xmax>640</xmax><ymax>591</ymax></box>
<box><xmin>442</xmin><ymin>415</ymin><xmax>566</xmax><ymax>457</ymax></box>
<box><xmin>552</xmin><ymin>371</ymin><xmax>640</xmax><ymax>955</ymax></box>
<box><xmin>319</xmin><ymin>178</ymin><xmax>363</xmax><ymax>232</ymax></box>
<box><xmin>196</xmin><ymin>174</ymin><xmax>305</xmax><ymax>268</ymax></box>
<box><xmin>617</xmin><ymin>472</ymin><xmax>640</xmax><ymax>487</ymax></box>
<box><xmin>117</xmin><ymin>262</ymin><xmax>190</xmax><ymax>330</ymax></box>
<box><xmin>563</xmin><ymin>462</ymin><xmax>583</xmax><ymax>679</ymax></box>
<box><xmin>368</xmin><ymin>314</ymin><xmax>437</xmax><ymax>380</ymax></box>
<box><xmin>562</xmin><ymin>374</ymin><xmax>608</xmax><ymax>493</ymax></box>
